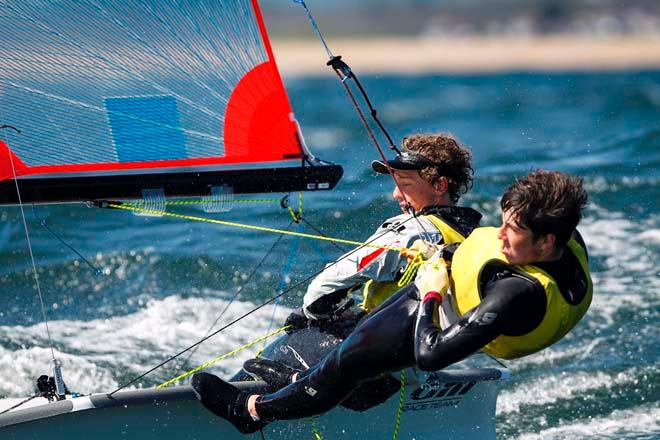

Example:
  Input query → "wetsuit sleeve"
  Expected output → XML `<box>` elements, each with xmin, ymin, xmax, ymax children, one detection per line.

<box><xmin>303</xmin><ymin>215</ymin><xmax>441</xmax><ymax>321</ymax></box>
<box><xmin>414</xmin><ymin>276</ymin><xmax>546</xmax><ymax>371</ymax></box>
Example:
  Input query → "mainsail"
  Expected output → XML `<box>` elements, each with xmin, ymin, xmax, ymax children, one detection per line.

<box><xmin>0</xmin><ymin>0</ymin><xmax>342</xmax><ymax>205</ymax></box>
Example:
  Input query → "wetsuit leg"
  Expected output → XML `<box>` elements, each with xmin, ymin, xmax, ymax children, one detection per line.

<box><xmin>340</xmin><ymin>375</ymin><xmax>403</xmax><ymax>411</ymax></box>
<box><xmin>255</xmin><ymin>285</ymin><xmax>419</xmax><ymax>421</ymax></box>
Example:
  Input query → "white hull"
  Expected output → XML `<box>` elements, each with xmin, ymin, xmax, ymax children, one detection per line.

<box><xmin>0</xmin><ymin>368</ymin><xmax>506</xmax><ymax>439</ymax></box>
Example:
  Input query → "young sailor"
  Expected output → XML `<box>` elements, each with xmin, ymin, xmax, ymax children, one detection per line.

<box><xmin>193</xmin><ymin>170</ymin><xmax>592</xmax><ymax>435</ymax></box>
<box><xmin>282</xmin><ymin>133</ymin><xmax>479</xmax><ymax>327</ymax></box>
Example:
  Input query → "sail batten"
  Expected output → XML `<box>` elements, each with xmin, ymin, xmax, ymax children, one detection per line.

<box><xmin>0</xmin><ymin>0</ymin><xmax>342</xmax><ymax>204</ymax></box>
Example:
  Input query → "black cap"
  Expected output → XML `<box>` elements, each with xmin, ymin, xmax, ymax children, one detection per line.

<box><xmin>371</xmin><ymin>150</ymin><xmax>447</xmax><ymax>174</ymax></box>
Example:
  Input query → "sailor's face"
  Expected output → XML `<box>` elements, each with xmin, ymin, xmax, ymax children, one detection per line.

<box><xmin>392</xmin><ymin>170</ymin><xmax>438</xmax><ymax>213</ymax></box>
<box><xmin>497</xmin><ymin>210</ymin><xmax>545</xmax><ymax>265</ymax></box>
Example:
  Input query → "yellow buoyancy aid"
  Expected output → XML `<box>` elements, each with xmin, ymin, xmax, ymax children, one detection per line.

<box><xmin>360</xmin><ymin>214</ymin><xmax>467</xmax><ymax>312</ymax></box>
<box><xmin>451</xmin><ymin>227</ymin><xmax>592</xmax><ymax>359</ymax></box>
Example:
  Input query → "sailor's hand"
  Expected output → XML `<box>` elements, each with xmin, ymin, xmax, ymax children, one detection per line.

<box><xmin>284</xmin><ymin>308</ymin><xmax>309</xmax><ymax>333</ymax></box>
<box><xmin>414</xmin><ymin>259</ymin><xmax>450</xmax><ymax>298</ymax></box>
<box><xmin>400</xmin><ymin>239</ymin><xmax>439</xmax><ymax>262</ymax></box>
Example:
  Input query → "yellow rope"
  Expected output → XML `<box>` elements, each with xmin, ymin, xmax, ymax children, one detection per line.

<box><xmin>284</xmin><ymin>191</ymin><xmax>304</xmax><ymax>223</ymax></box>
<box><xmin>125</xmin><ymin>198</ymin><xmax>280</xmax><ymax>206</ymax></box>
<box><xmin>309</xmin><ymin>417</ymin><xmax>323</xmax><ymax>440</ymax></box>
<box><xmin>109</xmin><ymin>203</ymin><xmax>404</xmax><ymax>253</ymax></box>
<box><xmin>287</xmin><ymin>205</ymin><xmax>299</xmax><ymax>223</ymax></box>
<box><xmin>157</xmin><ymin>325</ymin><xmax>290</xmax><ymax>389</ymax></box>
<box><xmin>397</xmin><ymin>253</ymin><xmax>424</xmax><ymax>287</ymax></box>
<box><xmin>391</xmin><ymin>369</ymin><xmax>406</xmax><ymax>440</ymax></box>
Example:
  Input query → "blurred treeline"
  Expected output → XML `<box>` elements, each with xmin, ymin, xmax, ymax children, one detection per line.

<box><xmin>262</xmin><ymin>0</ymin><xmax>660</xmax><ymax>38</ymax></box>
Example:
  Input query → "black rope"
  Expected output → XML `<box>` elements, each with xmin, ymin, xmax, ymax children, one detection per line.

<box><xmin>32</xmin><ymin>205</ymin><xmax>102</xmax><ymax>276</ymax></box>
<box><xmin>108</xmin><ymin>215</ymin><xmax>418</xmax><ymax>396</ymax></box>
<box><xmin>173</xmin><ymin>221</ymin><xmax>293</xmax><ymax>373</ymax></box>
<box><xmin>0</xmin><ymin>124</ymin><xmax>21</xmax><ymax>134</ymax></box>
<box><xmin>327</xmin><ymin>56</ymin><xmax>399</xmax><ymax>155</ymax></box>
<box><xmin>0</xmin><ymin>394</ymin><xmax>39</xmax><ymax>415</ymax></box>
<box><xmin>293</xmin><ymin>2</ymin><xmax>434</xmax><ymax>242</ymax></box>
<box><xmin>328</xmin><ymin>62</ymin><xmax>434</xmax><ymax>244</ymax></box>
<box><xmin>330</xmin><ymin>65</ymin><xmax>390</xmax><ymax>166</ymax></box>
<box><xmin>485</xmin><ymin>353</ymin><xmax>508</xmax><ymax>369</ymax></box>
<box><xmin>299</xmin><ymin>216</ymin><xmax>347</xmax><ymax>253</ymax></box>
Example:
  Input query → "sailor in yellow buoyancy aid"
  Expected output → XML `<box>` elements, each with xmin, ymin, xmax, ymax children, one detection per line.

<box><xmin>448</xmin><ymin>226</ymin><xmax>592</xmax><ymax>359</ymax></box>
<box><xmin>414</xmin><ymin>169</ymin><xmax>593</xmax><ymax>369</ymax></box>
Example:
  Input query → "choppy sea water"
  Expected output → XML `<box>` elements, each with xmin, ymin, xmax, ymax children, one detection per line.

<box><xmin>1</xmin><ymin>71</ymin><xmax>659</xmax><ymax>439</ymax></box>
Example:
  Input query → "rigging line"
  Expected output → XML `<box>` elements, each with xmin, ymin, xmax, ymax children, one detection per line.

<box><xmin>293</xmin><ymin>1</ymin><xmax>333</xmax><ymax>59</ymax></box>
<box><xmin>108</xmin><ymin>214</ymin><xmax>420</xmax><ymax>395</ymax></box>
<box><xmin>3</xmin><ymin>137</ymin><xmax>56</xmax><ymax>361</ymax></box>
<box><xmin>328</xmin><ymin>56</ymin><xmax>398</xmax><ymax>155</ymax></box>
<box><xmin>126</xmin><ymin>198</ymin><xmax>281</xmax><ymax>207</ymax></box>
<box><xmin>0</xmin><ymin>394</ymin><xmax>40</xmax><ymax>415</ymax></box>
<box><xmin>158</xmin><ymin>325</ymin><xmax>290</xmax><ymax>389</ymax></box>
<box><xmin>266</xmin><ymin>221</ymin><xmax>302</xmax><ymax>335</ymax></box>
<box><xmin>174</xmin><ymin>221</ymin><xmax>293</xmax><ymax>373</ymax></box>
<box><xmin>293</xmin><ymin>0</ymin><xmax>398</xmax><ymax>155</ymax></box>
<box><xmin>329</xmin><ymin>68</ymin><xmax>434</xmax><ymax>243</ymax></box>
<box><xmin>333</xmin><ymin>67</ymin><xmax>432</xmax><ymax>243</ymax></box>
<box><xmin>31</xmin><ymin>206</ymin><xmax>102</xmax><ymax>276</ymax></box>
<box><xmin>485</xmin><ymin>352</ymin><xmax>508</xmax><ymax>369</ymax></box>
<box><xmin>391</xmin><ymin>369</ymin><xmax>406</xmax><ymax>440</ymax></box>
<box><xmin>0</xmin><ymin>125</ymin><xmax>21</xmax><ymax>134</ymax></box>
<box><xmin>327</xmin><ymin>60</ymin><xmax>435</xmax><ymax>245</ymax></box>
<box><xmin>300</xmin><ymin>217</ymin><xmax>347</xmax><ymax>253</ymax></box>
<box><xmin>103</xmin><ymin>202</ymin><xmax>406</xmax><ymax>253</ymax></box>
<box><xmin>293</xmin><ymin>1</ymin><xmax>434</xmax><ymax>244</ymax></box>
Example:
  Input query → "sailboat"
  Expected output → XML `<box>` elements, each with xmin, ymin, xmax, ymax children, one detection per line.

<box><xmin>0</xmin><ymin>1</ymin><xmax>507</xmax><ymax>438</ymax></box>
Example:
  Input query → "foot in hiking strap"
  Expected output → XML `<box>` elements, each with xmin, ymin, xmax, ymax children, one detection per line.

<box><xmin>192</xmin><ymin>372</ymin><xmax>265</xmax><ymax>434</ymax></box>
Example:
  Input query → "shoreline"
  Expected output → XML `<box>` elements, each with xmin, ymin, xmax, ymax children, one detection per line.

<box><xmin>271</xmin><ymin>36</ymin><xmax>660</xmax><ymax>76</ymax></box>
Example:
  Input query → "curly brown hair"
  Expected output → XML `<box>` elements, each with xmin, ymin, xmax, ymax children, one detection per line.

<box><xmin>402</xmin><ymin>133</ymin><xmax>474</xmax><ymax>203</ymax></box>
<box><xmin>501</xmin><ymin>170</ymin><xmax>588</xmax><ymax>245</ymax></box>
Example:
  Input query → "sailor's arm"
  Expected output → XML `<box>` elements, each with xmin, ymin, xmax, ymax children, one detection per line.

<box><xmin>302</xmin><ymin>216</ymin><xmax>440</xmax><ymax>321</ymax></box>
<box><xmin>414</xmin><ymin>276</ymin><xmax>545</xmax><ymax>371</ymax></box>
<box><xmin>301</xmin><ymin>241</ymin><xmax>407</xmax><ymax>320</ymax></box>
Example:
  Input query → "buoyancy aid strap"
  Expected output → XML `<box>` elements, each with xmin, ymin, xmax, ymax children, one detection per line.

<box><xmin>361</xmin><ymin>214</ymin><xmax>467</xmax><ymax>312</ymax></box>
<box><xmin>422</xmin><ymin>214</ymin><xmax>466</xmax><ymax>245</ymax></box>
<box><xmin>395</xmin><ymin>214</ymin><xmax>465</xmax><ymax>288</ymax></box>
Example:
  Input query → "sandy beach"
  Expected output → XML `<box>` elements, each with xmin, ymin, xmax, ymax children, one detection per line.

<box><xmin>271</xmin><ymin>36</ymin><xmax>660</xmax><ymax>76</ymax></box>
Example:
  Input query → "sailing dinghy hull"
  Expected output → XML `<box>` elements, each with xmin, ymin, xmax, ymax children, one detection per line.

<box><xmin>0</xmin><ymin>368</ymin><xmax>506</xmax><ymax>439</ymax></box>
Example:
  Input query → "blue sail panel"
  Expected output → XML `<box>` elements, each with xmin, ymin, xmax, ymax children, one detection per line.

<box><xmin>104</xmin><ymin>96</ymin><xmax>187</xmax><ymax>162</ymax></box>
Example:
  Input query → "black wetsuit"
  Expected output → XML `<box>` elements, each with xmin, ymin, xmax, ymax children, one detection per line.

<box><xmin>254</xmin><ymin>241</ymin><xmax>588</xmax><ymax>421</ymax></box>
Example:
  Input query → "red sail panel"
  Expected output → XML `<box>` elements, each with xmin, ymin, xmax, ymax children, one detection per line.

<box><xmin>223</xmin><ymin>0</ymin><xmax>304</xmax><ymax>161</ymax></box>
<box><xmin>0</xmin><ymin>141</ymin><xmax>28</xmax><ymax>181</ymax></box>
<box><xmin>224</xmin><ymin>61</ymin><xmax>302</xmax><ymax>161</ymax></box>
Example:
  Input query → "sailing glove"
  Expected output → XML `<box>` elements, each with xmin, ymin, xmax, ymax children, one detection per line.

<box><xmin>401</xmin><ymin>239</ymin><xmax>439</xmax><ymax>262</ymax></box>
<box><xmin>284</xmin><ymin>308</ymin><xmax>310</xmax><ymax>334</ymax></box>
<box><xmin>414</xmin><ymin>259</ymin><xmax>450</xmax><ymax>299</ymax></box>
